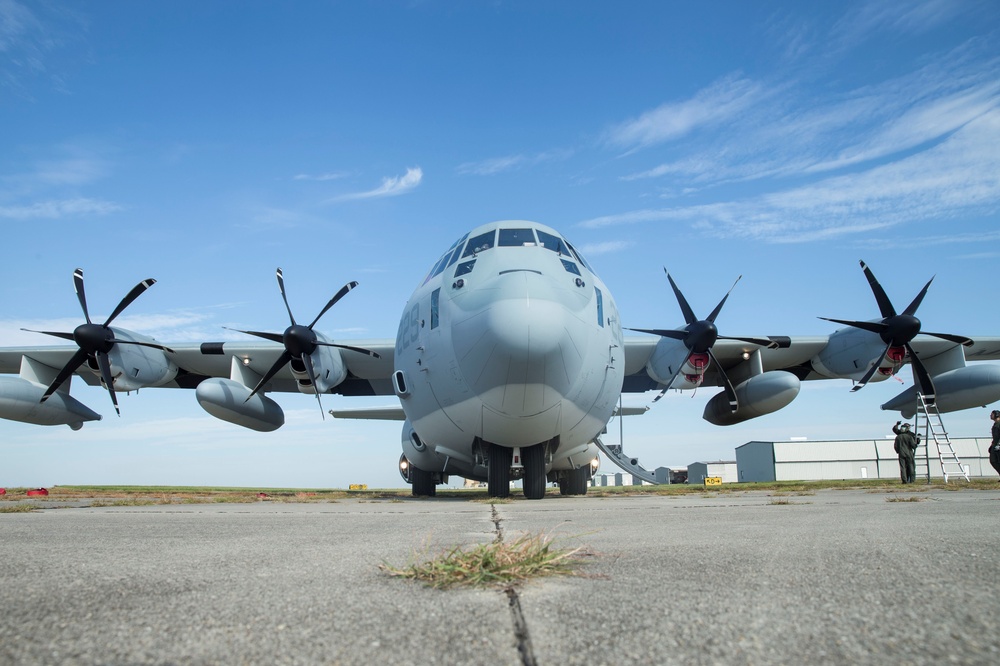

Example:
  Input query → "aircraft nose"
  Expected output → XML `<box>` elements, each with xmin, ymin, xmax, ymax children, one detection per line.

<box><xmin>452</xmin><ymin>270</ymin><xmax>584</xmax><ymax>416</ymax></box>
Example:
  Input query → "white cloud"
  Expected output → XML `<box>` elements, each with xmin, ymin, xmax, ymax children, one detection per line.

<box><xmin>293</xmin><ymin>171</ymin><xmax>349</xmax><ymax>181</ymax></box>
<box><xmin>577</xmin><ymin>240</ymin><xmax>633</xmax><ymax>257</ymax></box>
<box><xmin>456</xmin><ymin>150</ymin><xmax>572</xmax><ymax>176</ymax></box>
<box><xmin>604</xmin><ymin>75</ymin><xmax>765</xmax><ymax>151</ymax></box>
<box><xmin>330</xmin><ymin>167</ymin><xmax>423</xmax><ymax>202</ymax></box>
<box><xmin>583</xmin><ymin>109</ymin><xmax>1000</xmax><ymax>244</ymax></box>
<box><xmin>0</xmin><ymin>197</ymin><xmax>122</xmax><ymax>219</ymax></box>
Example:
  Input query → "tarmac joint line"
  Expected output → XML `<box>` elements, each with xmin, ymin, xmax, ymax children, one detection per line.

<box><xmin>491</xmin><ymin>502</ymin><xmax>537</xmax><ymax>666</ymax></box>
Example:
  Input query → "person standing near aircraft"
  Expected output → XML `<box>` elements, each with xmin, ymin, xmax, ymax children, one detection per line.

<box><xmin>893</xmin><ymin>421</ymin><xmax>920</xmax><ymax>484</ymax></box>
<box><xmin>989</xmin><ymin>410</ymin><xmax>1000</xmax><ymax>479</ymax></box>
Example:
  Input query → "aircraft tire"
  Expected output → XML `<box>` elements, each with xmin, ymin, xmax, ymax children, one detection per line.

<box><xmin>487</xmin><ymin>444</ymin><xmax>512</xmax><ymax>498</ymax></box>
<box><xmin>522</xmin><ymin>443</ymin><xmax>546</xmax><ymax>500</ymax></box>
<box><xmin>411</xmin><ymin>466</ymin><xmax>436</xmax><ymax>497</ymax></box>
<box><xmin>559</xmin><ymin>466</ymin><xmax>589</xmax><ymax>496</ymax></box>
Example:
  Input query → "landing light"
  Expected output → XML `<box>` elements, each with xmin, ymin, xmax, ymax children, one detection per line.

<box><xmin>242</xmin><ymin>357</ymin><xmax>252</xmax><ymax>366</ymax></box>
<box><xmin>399</xmin><ymin>459</ymin><xmax>409</xmax><ymax>471</ymax></box>
<box><xmin>742</xmin><ymin>351</ymin><xmax>751</xmax><ymax>360</ymax></box>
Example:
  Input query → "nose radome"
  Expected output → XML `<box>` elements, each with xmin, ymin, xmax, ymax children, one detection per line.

<box><xmin>451</xmin><ymin>271</ymin><xmax>583</xmax><ymax>416</ymax></box>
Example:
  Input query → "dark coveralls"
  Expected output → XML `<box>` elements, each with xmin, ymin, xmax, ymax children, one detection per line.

<box><xmin>893</xmin><ymin>424</ymin><xmax>920</xmax><ymax>484</ymax></box>
<box><xmin>990</xmin><ymin>419</ymin><xmax>1000</xmax><ymax>479</ymax></box>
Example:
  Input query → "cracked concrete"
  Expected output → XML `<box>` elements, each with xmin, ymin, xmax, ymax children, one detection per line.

<box><xmin>3</xmin><ymin>489</ymin><xmax>1000</xmax><ymax>665</ymax></box>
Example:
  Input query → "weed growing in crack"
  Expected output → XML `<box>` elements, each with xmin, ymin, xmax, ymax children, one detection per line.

<box><xmin>380</xmin><ymin>532</ymin><xmax>592</xmax><ymax>589</ymax></box>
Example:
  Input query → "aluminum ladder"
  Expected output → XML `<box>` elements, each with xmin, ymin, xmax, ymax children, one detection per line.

<box><xmin>915</xmin><ymin>393</ymin><xmax>970</xmax><ymax>483</ymax></box>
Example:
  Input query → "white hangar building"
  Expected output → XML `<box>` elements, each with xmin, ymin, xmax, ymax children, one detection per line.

<box><xmin>735</xmin><ymin>437</ymin><xmax>996</xmax><ymax>482</ymax></box>
<box><xmin>687</xmin><ymin>461</ymin><xmax>738</xmax><ymax>485</ymax></box>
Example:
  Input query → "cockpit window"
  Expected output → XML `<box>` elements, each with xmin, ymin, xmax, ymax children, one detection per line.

<box><xmin>498</xmin><ymin>228</ymin><xmax>536</xmax><ymax>247</ymax></box>
<box><xmin>561</xmin><ymin>259</ymin><xmax>581</xmax><ymax>276</ymax></box>
<box><xmin>424</xmin><ymin>234</ymin><xmax>468</xmax><ymax>285</ymax></box>
<box><xmin>537</xmin><ymin>230</ymin><xmax>571</xmax><ymax>256</ymax></box>
<box><xmin>462</xmin><ymin>230</ymin><xmax>496</xmax><ymax>258</ymax></box>
<box><xmin>454</xmin><ymin>259</ymin><xmax>476</xmax><ymax>277</ymax></box>
<box><xmin>565</xmin><ymin>240</ymin><xmax>592</xmax><ymax>271</ymax></box>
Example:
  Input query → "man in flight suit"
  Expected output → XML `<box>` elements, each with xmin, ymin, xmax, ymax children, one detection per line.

<box><xmin>893</xmin><ymin>421</ymin><xmax>920</xmax><ymax>484</ymax></box>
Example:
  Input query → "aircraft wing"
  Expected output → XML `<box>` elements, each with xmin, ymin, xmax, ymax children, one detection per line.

<box><xmin>0</xmin><ymin>339</ymin><xmax>398</xmax><ymax>395</ymax></box>
<box><xmin>622</xmin><ymin>334</ymin><xmax>1000</xmax><ymax>392</ymax></box>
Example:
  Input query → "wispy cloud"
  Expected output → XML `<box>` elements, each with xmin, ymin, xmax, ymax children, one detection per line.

<box><xmin>0</xmin><ymin>197</ymin><xmax>122</xmax><ymax>219</ymax></box>
<box><xmin>329</xmin><ymin>167</ymin><xmax>423</xmax><ymax>202</ymax></box>
<box><xmin>456</xmin><ymin>150</ymin><xmax>572</xmax><ymax>176</ymax></box>
<box><xmin>830</xmin><ymin>0</ymin><xmax>963</xmax><ymax>52</ymax></box>
<box><xmin>292</xmin><ymin>171</ymin><xmax>349</xmax><ymax>182</ymax></box>
<box><xmin>604</xmin><ymin>74</ymin><xmax>765</xmax><ymax>152</ymax></box>
<box><xmin>577</xmin><ymin>240</ymin><xmax>633</xmax><ymax>257</ymax></box>
<box><xmin>584</xmin><ymin>109</ymin><xmax>1000</xmax><ymax>244</ymax></box>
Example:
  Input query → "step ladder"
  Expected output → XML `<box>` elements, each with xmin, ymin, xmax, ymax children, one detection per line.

<box><xmin>915</xmin><ymin>393</ymin><xmax>970</xmax><ymax>483</ymax></box>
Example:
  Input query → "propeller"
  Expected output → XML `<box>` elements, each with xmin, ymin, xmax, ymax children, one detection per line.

<box><xmin>228</xmin><ymin>268</ymin><xmax>381</xmax><ymax>416</ymax></box>
<box><xmin>819</xmin><ymin>260</ymin><xmax>973</xmax><ymax>402</ymax></box>
<box><xmin>21</xmin><ymin>268</ymin><xmax>173</xmax><ymax>416</ymax></box>
<box><xmin>628</xmin><ymin>269</ymin><xmax>778</xmax><ymax>411</ymax></box>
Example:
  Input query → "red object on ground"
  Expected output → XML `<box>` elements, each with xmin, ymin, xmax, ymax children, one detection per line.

<box><xmin>257</xmin><ymin>492</ymin><xmax>270</xmax><ymax>499</ymax></box>
<box><xmin>0</xmin><ymin>488</ymin><xmax>6</xmax><ymax>496</ymax></box>
<box><xmin>26</xmin><ymin>488</ymin><xmax>49</xmax><ymax>497</ymax></box>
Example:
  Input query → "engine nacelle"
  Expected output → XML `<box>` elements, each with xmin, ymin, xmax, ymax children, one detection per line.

<box><xmin>645</xmin><ymin>337</ymin><xmax>692</xmax><ymax>387</ymax></box>
<box><xmin>0</xmin><ymin>376</ymin><xmax>102</xmax><ymax>429</ymax></box>
<box><xmin>810</xmin><ymin>327</ymin><xmax>892</xmax><ymax>383</ymax></box>
<box><xmin>290</xmin><ymin>343</ymin><xmax>348</xmax><ymax>395</ymax></box>
<box><xmin>703</xmin><ymin>371</ymin><xmax>801</xmax><ymax>426</ymax></box>
<box><xmin>195</xmin><ymin>378</ymin><xmax>284</xmax><ymax>432</ymax></box>
<box><xmin>100</xmin><ymin>328</ymin><xmax>179</xmax><ymax>391</ymax></box>
<box><xmin>881</xmin><ymin>364</ymin><xmax>1000</xmax><ymax>418</ymax></box>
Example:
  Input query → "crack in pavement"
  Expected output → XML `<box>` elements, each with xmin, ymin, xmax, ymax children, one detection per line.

<box><xmin>491</xmin><ymin>502</ymin><xmax>537</xmax><ymax>666</ymax></box>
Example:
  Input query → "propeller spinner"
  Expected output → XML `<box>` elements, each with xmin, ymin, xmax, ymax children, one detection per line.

<box><xmin>21</xmin><ymin>268</ymin><xmax>173</xmax><ymax>415</ymax></box>
<box><xmin>229</xmin><ymin>268</ymin><xmax>380</xmax><ymax>416</ymax></box>
<box><xmin>819</xmin><ymin>260</ymin><xmax>973</xmax><ymax>402</ymax></box>
<box><xmin>628</xmin><ymin>269</ymin><xmax>778</xmax><ymax>411</ymax></box>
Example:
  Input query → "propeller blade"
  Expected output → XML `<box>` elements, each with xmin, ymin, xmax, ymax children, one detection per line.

<box><xmin>301</xmin><ymin>351</ymin><xmax>325</xmax><ymax>419</ymax></box>
<box><xmin>818</xmin><ymin>317</ymin><xmax>888</xmax><ymax>336</ymax></box>
<box><xmin>246</xmin><ymin>350</ymin><xmax>292</xmax><ymax>402</ymax></box>
<box><xmin>39</xmin><ymin>348</ymin><xmax>90</xmax><ymax>403</ymax></box>
<box><xmin>905</xmin><ymin>343</ymin><xmax>936</xmax><ymax>404</ymax></box>
<box><xmin>850</xmin><ymin>344</ymin><xmax>889</xmax><ymax>393</ymax></box>
<box><xmin>922</xmin><ymin>331</ymin><xmax>974</xmax><ymax>347</ymax></box>
<box><xmin>308</xmin><ymin>282</ymin><xmax>359</xmax><ymax>330</ymax></box>
<box><xmin>224</xmin><ymin>328</ymin><xmax>285</xmax><ymax>344</ymax></box>
<box><xmin>902</xmin><ymin>276</ymin><xmax>934</xmax><ymax>317</ymax></box>
<box><xmin>707</xmin><ymin>349</ymin><xmax>738</xmax><ymax>413</ymax></box>
<box><xmin>717</xmin><ymin>335</ymin><xmax>779</xmax><ymax>350</ymax></box>
<box><xmin>859</xmin><ymin>261</ymin><xmax>896</xmax><ymax>318</ymax></box>
<box><xmin>276</xmin><ymin>268</ymin><xmax>296</xmax><ymax>325</ymax></box>
<box><xmin>73</xmin><ymin>268</ymin><xmax>92</xmax><ymax>324</ymax></box>
<box><xmin>651</xmin><ymin>387</ymin><xmax>669</xmax><ymax>403</ymax></box>
<box><xmin>625</xmin><ymin>327</ymin><xmax>688</xmax><ymax>341</ymax></box>
<box><xmin>96</xmin><ymin>351</ymin><xmax>120</xmax><ymax>416</ymax></box>
<box><xmin>104</xmin><ymin>279</ymin><xmax>156</xmax><ymax>326</ymax></box>
<box><xmin>20</xmin><ymin>328</ymin><xmax>75</xmax><ymax>342</ymax></box>
<box><xmin>706</xmin><ymin>276</ymin><xmax>741</xmax><ymax>323</ymax></box>
<box><xmin>665</xmin><ymin>271</ymin><xmax>697</xmax><ymax>326</ymax></box>
<box><xmin>314</xmin><ymin>341</ymin><xmax>382</xmax><ymax>359</ymax></box>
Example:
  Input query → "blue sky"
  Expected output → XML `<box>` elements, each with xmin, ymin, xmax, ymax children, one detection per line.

<box><xmin>2</xmin><ymin>0</ymin><xmax>999</xmax><ymax>489</ymax></box>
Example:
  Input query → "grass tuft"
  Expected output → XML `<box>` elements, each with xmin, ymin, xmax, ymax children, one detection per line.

<box><xmin>0</xmin><ymin>504</ymin><xmax>38</xmax><ymax>513</ymax></box>
<box><xmin>381</xmin><ymin>532</ymin><xmax>591</xmax><ymax>589</ymax></box>
<box><xmin>886</xmin><ymin>496</ymin><xmax>926</xmax><ymax>502</ymax></box>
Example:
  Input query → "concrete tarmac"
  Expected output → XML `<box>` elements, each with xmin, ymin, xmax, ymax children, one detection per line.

<box><xmin>2</xmin><ymin>488</ymin><xmax>1000</xmax><ymax>665</ymax></box>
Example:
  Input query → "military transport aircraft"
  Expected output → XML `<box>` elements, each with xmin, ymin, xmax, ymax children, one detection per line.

<box><xmin>2</xmin><ymin>220</ymin><xmax>1000</xmax><ymax>499</ymax></box>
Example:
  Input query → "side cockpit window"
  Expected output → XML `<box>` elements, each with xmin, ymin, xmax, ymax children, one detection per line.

<box><xmin>462</xmin><ymin>230</ymin><xmax>496</xmax><ymax>258</ymax></box>
<box><xmin>424</xmin><ymin>234</ymin><xmax>468</xmax><ymax>285</ymax></box>
<box><xmin>536</xmin><ymin>230</ymin><xmax>571</xmax><ymax>257</ymax></box>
